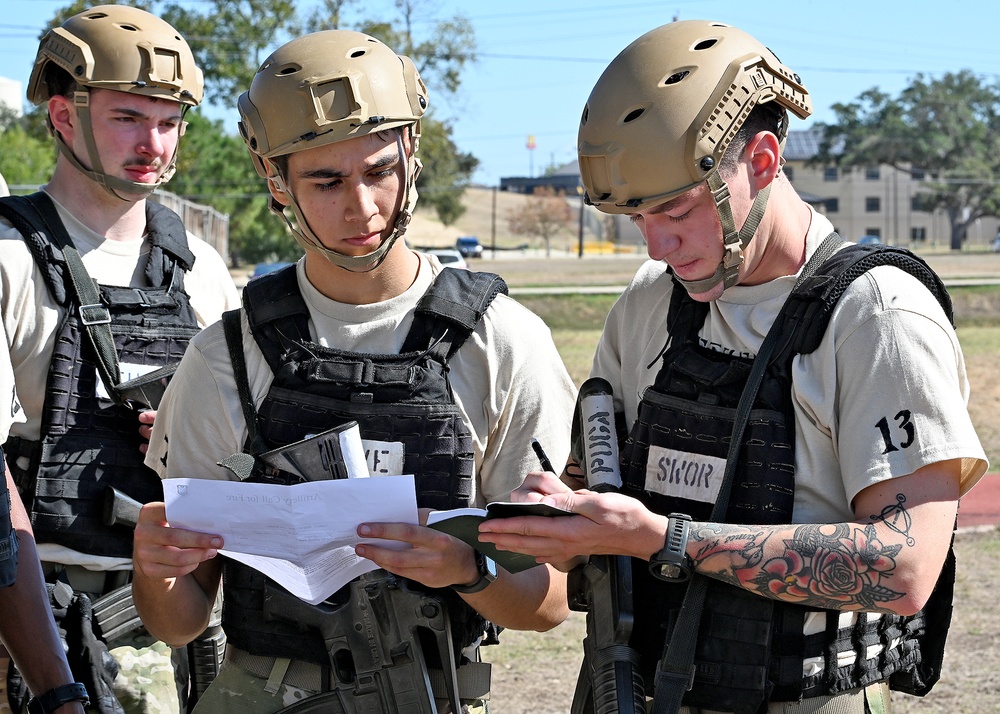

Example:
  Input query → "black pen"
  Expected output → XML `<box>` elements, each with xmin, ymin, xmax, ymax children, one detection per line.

<box><xmin>530</xmin><ymin>438</ymin><xmax>555</xmax><ymax>473</ymax></box>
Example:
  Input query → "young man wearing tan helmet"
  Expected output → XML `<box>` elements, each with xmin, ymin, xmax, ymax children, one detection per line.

<box><xmin>0</xmin><ymin>5</ymin><xmax>238</xmax><ymax>712</ymax></box>
<box><xmin>130</xmin><ymin>29</ymin><xmax>576</xmax><ymax>713</ymax></box>
<box><xmin>479</xmin><ymin>20</ymin><xmax>987</xmax><ymax>714</ymax></box>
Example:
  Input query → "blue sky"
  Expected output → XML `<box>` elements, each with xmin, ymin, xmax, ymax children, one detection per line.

<box><xmin>3</xmin><ymin>1</ymin><xmax>1000</xmax><ymax>186</ymax></box>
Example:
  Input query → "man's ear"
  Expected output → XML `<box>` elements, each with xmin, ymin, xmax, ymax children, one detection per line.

<box><xmin>746</xmin><ymin>131</ymin><xmax>781</xmax><ymax>189</ymax></box>
<box><xmin>267</xmin><ymin>173</ymin><xmax>292</xmax><ymax>207</ymax></box>
<box><xmin>47</xmin><ymin>95</ymin><xmax>75</xmax><ymax>140</ymax></box>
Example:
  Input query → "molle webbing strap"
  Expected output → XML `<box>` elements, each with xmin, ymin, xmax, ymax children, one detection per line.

<box><xmin>400</xmin><ymin>269</ymin><xmax>508</xmax><ymax>357</ymax></box>
<box><xmin>241</xmin><ymin>266</ymin><xmax>312</xmax><ymax>375</ymax></box>
<box><xmin>61</xmin><ymin>245</ymin><xmax>122</xmax><ymax>397</ymax></box>
<box><xmin>0</xmin><ymin>193</ymin><xmax>73</xmax><ymax>304</ymax></box>
<box><xmin>222</xmin><ymin>308</ymin><xmax>269</xmax><ymax>458</ymax></box>
<box><xmin>143</xmin><ymin>200</ymin><xmax>195</xmax><ymax>287</ymax></box>
<box><xmin>769</xmin><ymin>243</ymin><xmax>954</xmax><ymax>377</ymax></box>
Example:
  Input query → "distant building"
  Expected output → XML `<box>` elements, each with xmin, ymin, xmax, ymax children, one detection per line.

<box><xmin>508</xmin><ymin>131</ymin><xmax>1000</xmax><ymax>250</ymax></box>
<box><xmin>0</xmin><ymin>76</ymin><xmax>22</xmax><ymax>117</ymax></box>
<box><xmin>500</xmin><ymin>160</ymin><xmax>583</xmax><ymax>195</ymax></box>
<box><xmin>784</xmin><ymin>128</ymin><xmax>999</xmax><ymax>248</ymax></box>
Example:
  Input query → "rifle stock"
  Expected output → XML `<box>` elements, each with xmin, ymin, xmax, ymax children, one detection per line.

<box><xmin>264</xmin><ymin>571</ymin><xmax>463</xmax><ymax>714</ymax></box>
<box><xmin>571</xmin><ymin>378</ymin><xmax>645</xmax><ymax>714</ymax></box>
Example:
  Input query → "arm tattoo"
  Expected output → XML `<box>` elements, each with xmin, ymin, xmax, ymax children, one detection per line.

<box><xmin>871</xmin><ymin>493</ymin><xmax>915</xmax><ymax>546</ymax></box>
<box><xmin>691</xmin><ymin>495</ymin><xmax>914</xmax><ymax>611</ymax></box>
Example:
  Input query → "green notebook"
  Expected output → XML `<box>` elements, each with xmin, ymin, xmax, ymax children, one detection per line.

<box><xmin>427</xmin><ymin>501</ymin><xmax>573</xmax><ymax>574</ymax></box>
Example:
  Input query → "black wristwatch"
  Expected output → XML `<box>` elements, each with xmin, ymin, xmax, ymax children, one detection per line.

<box><xmin>648</xmin><ymin>513</ymin><xmax>694</xmax><ymax>582</ymax></box>
<box><xmin>451</xmin><ymin>550</ymin><xmax>498</xmax><ymax>594</ymax></box>
<box><xmin>27</xmin><ymin>683</ymin><xmax>90</xmax><ymax>714</ymax></box>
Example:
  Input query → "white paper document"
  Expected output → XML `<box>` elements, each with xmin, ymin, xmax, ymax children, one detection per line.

<box><xmin>163</xmin><ymin>475</ymin><xmax>419</xmax><ymax>605</ymax></box>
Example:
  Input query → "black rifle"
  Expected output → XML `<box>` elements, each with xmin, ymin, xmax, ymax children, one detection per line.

<box><xmin>569</xmin><ymin>378</ymin><xmax>645</xmax><ymax>714</ymax></box>
<box><xmin>265</xmin><ymin>571</ymin><xmax>478</xmax><ymax>714</ymax></box>
<box><xmin>101</xmin><ymin>487</ymin><xmax>226</xmax><ymax>712</ymax></box>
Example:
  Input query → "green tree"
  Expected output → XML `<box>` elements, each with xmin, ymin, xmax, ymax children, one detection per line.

<box><xmin>162</xmin><ymin>0</ymin><xmax>297</xmax><ymax>108</ymax></box>
<box><xmin>814</xmin><ymin>71</ymin><xmax>1000</xmax><ymax>250</ymax></box>
<box><xmin>0</xmin><ymin>107</ymin><xmax>56</xmax><ymax>190</ymax></box>
<box><xmin>357</xmin><ymin>0</ymin><xmax>476</xmax><ymax>98</ymax></box>
<box><xmin>415</xmin><ymin>117</ymin><xmax>478</xmax><ymax>226</ymax></box>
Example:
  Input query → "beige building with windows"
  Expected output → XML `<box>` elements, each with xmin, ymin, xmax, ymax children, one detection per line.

<box><xmin>784</xmin><ymin>128</ymin><xmax>1000</xmax><ymax>249</ymax></box>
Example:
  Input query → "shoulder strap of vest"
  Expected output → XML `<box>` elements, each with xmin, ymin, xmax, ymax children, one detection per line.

<box><xmin>665</xmin><ymin>271</ymin><xmax>710</xmax><ymax>345</ymax></box>
<box><xmin>771</xmin><ymin>242</ymin><xmax>953</xmax><ymax>368</ymax></box>
<box><xmin>0</xmin><ymin>192</ymin><xmax>72</xmax><ymax>305</ymax></box>
<box><xmin>143</xmin><ymin>201</ymin><xmax>195</xmax><ymax>288</ymax></box>
<box><xmin>400</xmin><ymin>269</ymin><xmax>508</xmax><ymax>357</ymax></box>
<box><xmin>241</xmin><ymin>264</ymin><xmax>311</xmax><ymax>375</ymax></box>
<box><xmin>222</xmin><ymin>308</ymin><xmax>270</xmax><ymax>456</ymax></box>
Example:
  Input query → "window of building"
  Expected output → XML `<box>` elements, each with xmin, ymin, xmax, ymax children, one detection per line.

<box><xmin>911</xmin><ymin>196</ymin><xmax>927</xmax><ymax>212</ymax></box>
<box><xmin>866</xmin><ymin>228</ymin><xmax>881</xmax><ymax>239</ymax></box>
<box><xmin>911</xmin><ymin>168</ymin><xmax>925</xmax><ymax>180</ymax></box>
<box><xmin>823</xmin><ymin>167</ymin><xmax>838</xmax><ymax>182</ymax></box>
<box><xmin>911</xmin><ymin>227</ymin><xmax>927</xmax><ymax>242</ymax></box>
<box><xmin>825</xmin><ymin>198</ymin><xmax>839</xmax><ymax>213</ymax></box>
<box><xmin>866</xmin><ymin>167</ymin><xmax>880</xmax><ymax>180</ymax></box>
<box><xmin>865</xmin><ymin>197</ymin><xmax>881</xmax><ymax>212</ymax></box>
<box><xmin>783</xmin><ymin>166</ymin><xmax>794</xmax><ymax>181</ymax></box>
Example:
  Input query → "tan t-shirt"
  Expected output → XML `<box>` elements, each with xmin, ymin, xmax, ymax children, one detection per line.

<box><xmin>0</xmin><ymin>189</ymin><xmax>241</xmax><ymax>567</ymax></box>
<box><xmin>0</xmin><ymin>321</ymin><xmax>23</xmax><ymax>443</ymax></box>
<box><xmin>146</xmin><ymin>254</ymin><xmax>578</xmax><ymax>509</ymax></box>
<box><xmin>592</xmin><ymin>207</ymin><xmax>987</xmax><ymax>524</ymax></box>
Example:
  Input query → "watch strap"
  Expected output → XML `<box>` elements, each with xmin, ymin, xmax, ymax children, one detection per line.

<box><xmin>27</xmin><ymin>683</ymin><xmax>90</xmax><ymax>714</ymax></box>
<box><xmin>664</xmin><ymin>512</ymin><xmax>690</xmax><ymax>559</ymax></box>
<box><xmin>451</xmin><ymin>550</ymin><xmax>496</xmax><ymax>594</ymax></box>
<box><xmin>649</xmin><ymin>513</ymin><xmax>693</xmax><ymax>581</ymax></box>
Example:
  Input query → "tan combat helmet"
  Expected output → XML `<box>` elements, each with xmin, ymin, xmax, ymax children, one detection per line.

<box><xmin>28</xmin><ymin>4</ymin><xmax>203</xmax><ymax>200</ymax></box>
<box><xmin>238</xmin><ymin>30</ymin><xmax>428</xmax><ymax>273</ymax></box>
<box><xmin>578</xmin><ymin>20</ymin><xmax>812</xmax><ymax>294</ymax></box>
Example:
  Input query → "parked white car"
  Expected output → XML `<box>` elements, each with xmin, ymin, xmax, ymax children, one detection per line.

<box><xmin>426</xmin><ymin>249</ymin><xmax>468</xmax><ymax>270</ymax></box>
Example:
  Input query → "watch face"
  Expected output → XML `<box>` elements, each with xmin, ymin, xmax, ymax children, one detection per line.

<box><xmin>482</xmin><ymin>554</ymin><xmax>498</xmax><ymax>581</ymax></box>
<box><xmin>650</xmin><ymin>559</ymin><xmax>691</xmax><ymax>582</ymax></box>
<box><xmin>658</xmin><ymin>564</ymin><xmax>682</xmax><ymax>579</ymax></box>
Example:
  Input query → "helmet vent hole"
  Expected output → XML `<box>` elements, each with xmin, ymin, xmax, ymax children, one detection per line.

<box><xmin>693</xmin><ymin>39</ymin><xmax>718</xmax><ymax>51</ymax></box>
<box><xmin>663</xmin><ymin>71</ymin><xmax>689</xmax><ymax>85</ymax></box>
<box><xmin>581</xmin><ymin>106</ymin><xmax>589</xmax><ymax>124</ymax></box>
<box><xmin>119</xmin><ymin>24</ymin><xmax>139</xmax><ymax>32</ymax></box>
<box><xmin>623</xmin><ymin>107</ymin><xmax>644</xmax><ymax>123</ymax></box>
<box><xmin>277</xmin><ymin>64</ymin><xmax>301</xmax><ymax>76</ymax></box>
<box><xmin>350</xmin><ymin>50</ymin><xmax>367</xmax><ymax>58</ymax></box>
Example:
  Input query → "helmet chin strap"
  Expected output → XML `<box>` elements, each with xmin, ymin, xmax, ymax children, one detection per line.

<box><xmin>674</xmin><ymin>172</ymin><xmax>771</xmax><ymax>295</ymax></box>
<box><xmin>58</xmin><ymin>90</ymin><xmax>181</xmax><ymax>202</ymax></box>
<box><xmin>270</xmin><ymin>131</ymin><xmax>420</xmax><ymax>273</ymax></box>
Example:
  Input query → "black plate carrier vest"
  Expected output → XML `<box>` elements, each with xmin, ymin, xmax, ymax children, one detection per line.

<box><xmin>222</xmin><ymin>265</ymin><xmax>508</xmax><ymax>666</ymax></box>
<box><xmin>620</xmin><ymin>243</ymin><xmax>956</xmax><ymax>712</ymax></box>
<box><xmin>0</xmin><ymin>193</ymin><xmax>200</xmax><ymax>558</ymax></box>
